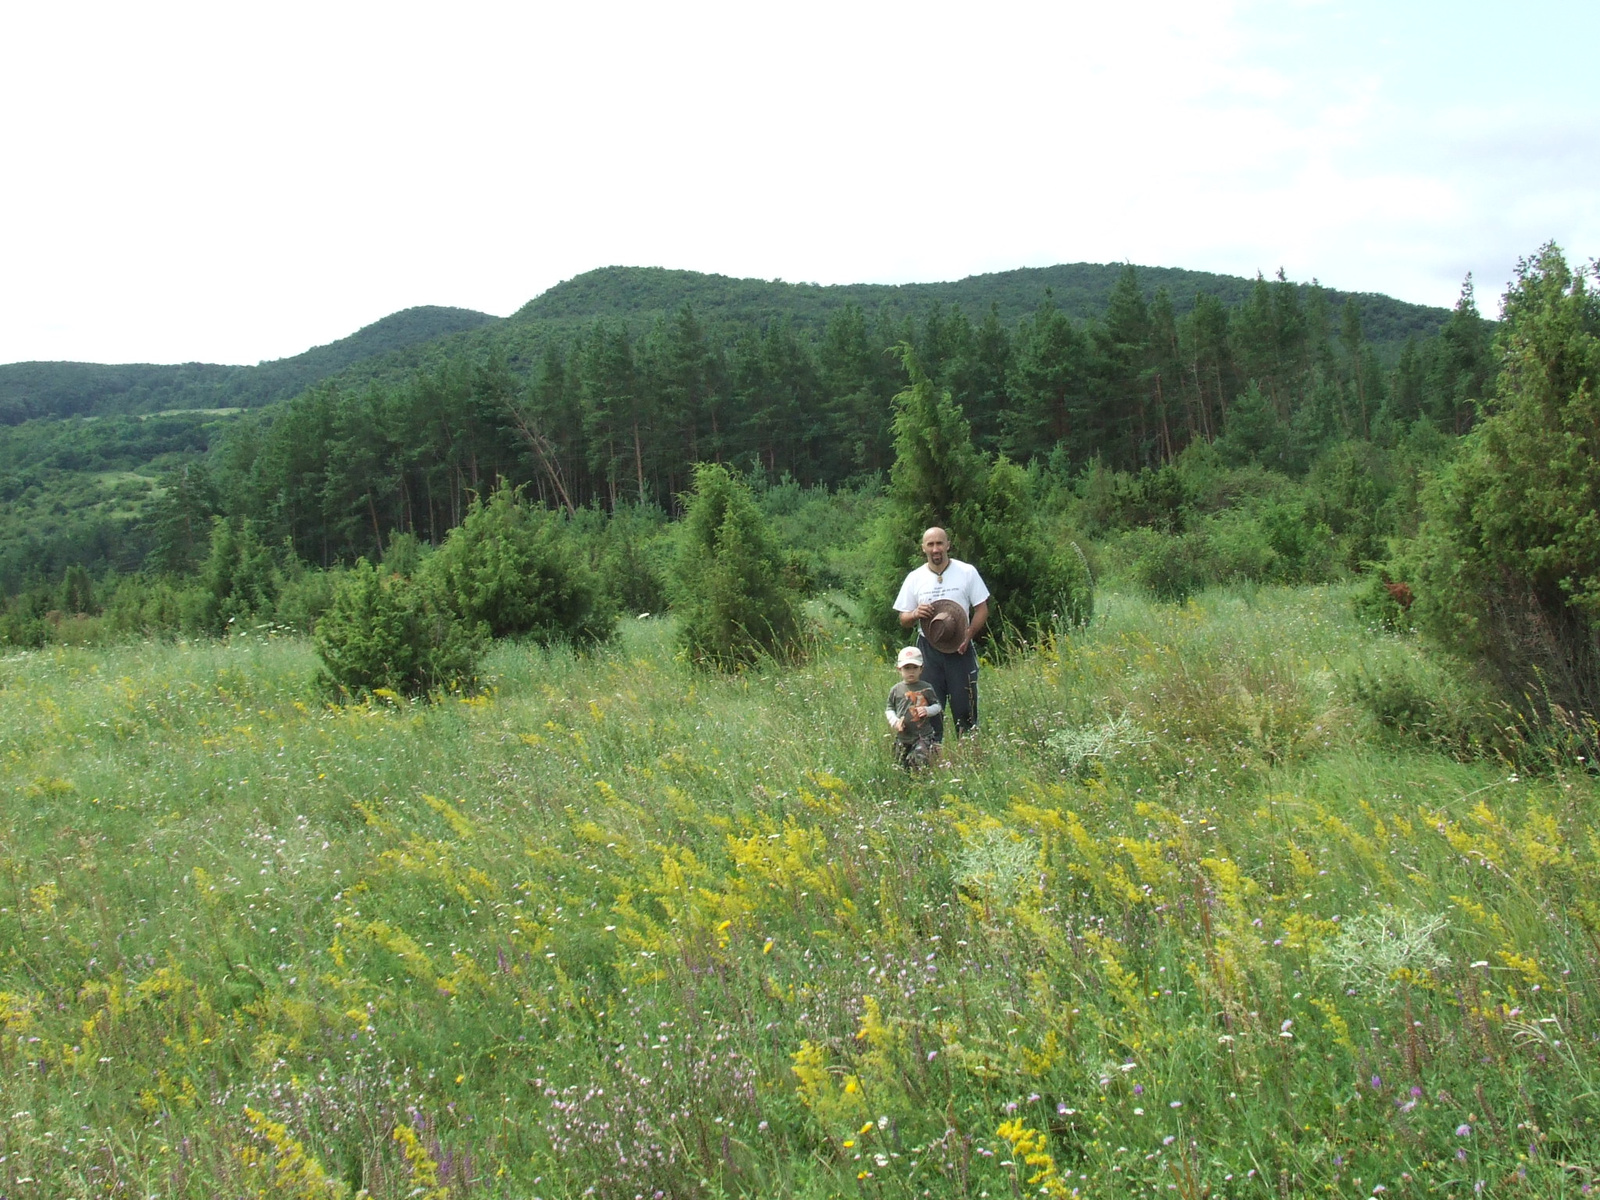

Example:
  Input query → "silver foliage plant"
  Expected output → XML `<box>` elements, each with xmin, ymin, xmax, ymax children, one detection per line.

<box><xmin>953</xmin><ymin>826</ymin><xmax>1041</xmax><ymax>909</ymax></box>
<box><xmin>1317</xmin><ymin>909</ymin><xmax>1451</xmax><ymax>994</ymax></box>
<box><xmin>1045</xmin><ymin>713</ymin><xmax>1154</xmax><ymax>771</ymax></box>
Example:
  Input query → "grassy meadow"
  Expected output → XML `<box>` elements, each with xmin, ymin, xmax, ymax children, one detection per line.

<box><xmin>2</xmin><ymin>585</ymin><xmax>1598</xmax><ymax>1198</ymax></box>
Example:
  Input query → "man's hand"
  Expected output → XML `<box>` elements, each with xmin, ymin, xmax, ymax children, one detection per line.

<box><xmin>961</xmin><ymin>599</ymin><xmax>989</xmax><ymax>656</ymax></box>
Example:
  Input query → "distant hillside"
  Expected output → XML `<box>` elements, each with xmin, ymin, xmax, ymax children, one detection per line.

<box><xmin>1</xmin><ymin>263</ymin><xmax>1457</xmax><ymax>426</ymax></box>
<box><xmin>0</xmin><ymin>305</ymin><xmax>499</xmax><ymax>424</ymax></box>
<box><xmin>514</xmin><ymin>263</ymin><xmax>1452</xmax><ymax>349</ymax></box>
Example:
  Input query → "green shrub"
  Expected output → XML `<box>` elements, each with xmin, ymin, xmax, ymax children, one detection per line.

<box><xmin>1258</xmin><ymin>498</ymin><xmax>1338</xmax><ymax>583</ymax></box>
<box><xmin>274</xmin><ymin>565</ymin><xmax>343</xmax><ymax>634</ymax></box>
<box><xmin>1351</xmin><ymin>571</ymin><xmax>1415</xmax><ymax>633</ymax></box>
<box><xmin>1347</xmin><ymin>644</ymin><xmax>1505</xmax><ymax>758</ymax></box>
<box><xmin>59</xmin><ymin>565</ymin><xmax>97</xmax><ymax>616</ymax></box>
<box><xmin>1217</xmin><ymin>381</ymin><xmax>1292</xmax><ymax>468</ymax></box>
<box><xmin>198</xmin><ymin>517</ymin><xmax>278</xmax><ymax>634</ymax></box>
<box><xmin>595</xmin><ymin>503</ymin><xmax>671</xmax><ymax>616</ymax></box>
<box><xmin>1125</xmin><ymin>528</ymin><xmax>1215</xmax><ymax>604</ymax></box>
<box><xmin>757</xmin><ymin>476</ymin><xmax>886</xmax><ymax>594</ymax></box>
<box><xmin>0</xmin><ymin>583</ymin><xmax>54</xmax><ymax>648</ymax></box>
<box><xmin>1173</xmin><ymin>444</ymin><xmax>1295</xmax><ymax>523</ymax></box>
<box><xmin>1414</xmin><ymin>244</ymin><xmax>1600</xmax><ymax>726</ymax></box>
<box><xmin>314</xmin><ymin>559</ymin><xmax>481</xmax><ymax>699</ymax></box>
<box><xmin>1067</xmin><ymin>460</ymin><xmax>1189</xmax><ymax>535</ymax></box>
<box><xmin>671</xmin><ymin>463</ymin><xmax>804</xmax><ymax>669</ymax></box>
<box><xmin>969</xmin><ymin>458</ymin><xmax>1093</xmax><ymax>639</ymax></box>
<box><xmin>380</xmin><ymin>531</ymin><xmax>426</xmax><ymax>579</ymax></box>
<box><xmin>1116</xmin><ymin>464</ymin><xmax>1190</xmax><ymax>532</ymax></box>
<box><xmin>1203</xmin><ymin>509</ymin><xmax>1279</xmax><ymax>582</ymax></box>
<box><xmin>1307</xmin><ymin>440</ymin><xmax>1395</xmax><ymax>571</ymax></box>
<box><xmin>101</xmin><ymin>574</ymin><xmax>194</xmax><ymax>638</ymax></box>
<box><xmin>425</xmin><ymin>485</ymin><xmax>615</xmax><ymax>645</ymax></box>
<box><xmin>1192</xmin><ymin>499</ymin><xmax>1338</xmax><ymax>587</ymax></box>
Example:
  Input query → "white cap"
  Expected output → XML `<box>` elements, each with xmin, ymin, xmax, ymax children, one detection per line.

<box><xmin>896</xmin><ymin>646</ymin><xmax>923</xmax><ymax>667</ymax></box>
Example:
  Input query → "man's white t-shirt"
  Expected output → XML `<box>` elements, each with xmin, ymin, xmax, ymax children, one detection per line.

<box><xmin>893</xmin><ymin>558</ymin><xmax>991</xmax><ymax>617</ymax></box>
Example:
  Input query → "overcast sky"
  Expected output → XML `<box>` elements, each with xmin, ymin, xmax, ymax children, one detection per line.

<box><xmin>2</xmin><ymin>0</ymin><xmax>1596</xmax><ymax>367</ymax></box>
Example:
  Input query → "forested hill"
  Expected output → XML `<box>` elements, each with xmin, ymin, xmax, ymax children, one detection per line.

<box><xmin>2</xmin><ymin>266</ymin><xmax>1451</xmax><ymax>426</ymax></box>
<box><xmin>0</xmin><ymin>305</ymin><xmax>499</xmax><ymax>424</ymax></box>
<box><xmin>516</xmin><ymin>263</ymin><xmax>1452</xmax><ymax>349</ymax></box>
<box><xmin>1</xmin><ymin>249</ymin><xmax>1496</xmax><ymax>597</ymax></box>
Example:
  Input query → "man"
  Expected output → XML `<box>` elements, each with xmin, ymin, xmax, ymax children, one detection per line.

<box><xmin>893</xmin><ymin>527</ymin><xmax>989</xmax><ymax>741</ymax></box>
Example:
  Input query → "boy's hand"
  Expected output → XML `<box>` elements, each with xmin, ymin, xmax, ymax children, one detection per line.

<box><xmin>892</xmin><ymin>717</ymin><xmax>905</xmax><ymax>732</ymax></box>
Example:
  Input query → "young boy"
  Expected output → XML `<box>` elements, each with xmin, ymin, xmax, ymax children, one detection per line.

<box><xmin>886</xmin><ymin>646</ymin><xmax>942</xmax><ymax>769</ymax></box>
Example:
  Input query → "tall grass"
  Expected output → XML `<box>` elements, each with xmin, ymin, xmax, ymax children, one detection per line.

<box><xmin>1</xmin><ymin>589</ymin><xmax>1596</xmax><ymax>1197</ymax></box>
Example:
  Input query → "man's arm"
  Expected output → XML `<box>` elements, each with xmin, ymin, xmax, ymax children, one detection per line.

<box><xmin>959</xmin><ymin>599</ymin><xmax>989</xmax><ymax>655</ymax></box>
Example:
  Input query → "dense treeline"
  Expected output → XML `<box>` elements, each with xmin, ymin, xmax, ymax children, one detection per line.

<box><xmin>0</xmin><ymin>262</ymin><xmax>1469</xmax><ymax>596</ymax></box>
<box><xmin>212</xmin><ymin>266</ymin><xmax>1489</xmax><ymax>568</ymax></box>
<box><xmin>0</xmin><ymin>264</ymin><xmax>1489</xmax><ymax>598</ymax></box>
<box><xmin>1</xmin><ymin>263</ymin><xmax>1449</xmax><ymax>427</ymax></box>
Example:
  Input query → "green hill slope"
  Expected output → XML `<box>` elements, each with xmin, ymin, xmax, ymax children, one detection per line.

<box><xmin>515</xmin><ymin>262</ymin><xmax>1451</xmax><ymax>347</ymax></box>
<box><xmin>1</xmin><ymin>264</ymin><xmax>1453</xmax><ymax>426</ymax></box>
<box><xmin>0</xmin><ymin>305</ymin><xmax>500</xmax><ymax>423</ymax></box>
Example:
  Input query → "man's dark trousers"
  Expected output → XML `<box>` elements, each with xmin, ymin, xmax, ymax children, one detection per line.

<box><xmin>914</xmin><ymin>635</ymin><xmax>978</xmax><ymax>741</ymax></box>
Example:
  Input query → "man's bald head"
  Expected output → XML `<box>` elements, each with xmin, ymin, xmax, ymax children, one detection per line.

<box><xmin>921</xmin><ymin>527</ymin><xmax>950</xmax><ymax>572</ymax></box>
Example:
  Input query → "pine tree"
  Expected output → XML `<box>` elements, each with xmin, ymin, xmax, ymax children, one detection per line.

<box><xmin>670</xmin><ymin>463</ymin><xmax>803</xmax><ymax>669</ymax></box>
<box><xmin>1232</xmin><ymin>275</ymin><xmax>1280</xmax><ymax>407</ymax></box>
<box><xmin>947</xmin><ymin>302</ymin><xmax>1015</xmax><ymax>456</ymax></box>
<box><xmin>1004</xmin><ymin>293</ymin><xmax>1090</xmax><ymax>463</ymax></box>
<box><xmin>1426</xmin><ymin>276</ymin><xmax>1495</xmax><ymax>434</ymax></box>
<box><xmin>508</xmin><ymin>340</ymin><xmax>580</xmax><ymax>514</ymax></box>
<box><xmin>1340</xmin><ymin>298</ymin><xmax>1370</xmax><ymax>436</ymax></box>
<box><xmin>580</xmin><ymin>320</ymin><xmax>642</xmax><ymax>509</ymax></box>
<box><xmin>148</xmin><ymin>462</ymin><xmax>220</xmax><ymax>575</ymax></box>
<box><xmin>864</xmin><ymin>349</ymin><xmax>990</xmax><ymax>650</ymax></box>
<box><xmin>1181</xmin><ymin>293</ymin><xmax>1233</xmax><ymax>443</ymax></box>
<box><xmin>59</xmin><ymin>564</ymin><xmax>96</xmax><ymax>616</ymax></box>
<box><xmin>1389</xmin><ymin>338</ymin><xmax>1425</xmax><ymax>425</ymax></box>
<box><xmin>653</xmin><ymin>303</ymin><xmax>720</xmax><ymax>492</ymax></box>
<box><xmin>819</xmin><ymin>302</ymin><xmax>892</xmax><ymax>476</ymax></box>
<box><xmin>1416</xmin><ymin>243</ymin><xmax>1600</xmax><ymax>725</ymax></box>
<box><xmin>199</xmin><ymin>518</ymin><xmax>278</xmax><ymax>634</ymax></box>
<box><xmin>1092</xmin><ymin>265</ymin><xmax>1154</xmax><ymax>467</ymax></box>
<box><xmin>1147</xmin><ymin>288</ymin><xmax>1183</xmax><ymax>463</ymax></box>
<box><xmin>1271</xmin><ymin>269</ymin><xmax>1311</xmax><ymax>391</ymax></box>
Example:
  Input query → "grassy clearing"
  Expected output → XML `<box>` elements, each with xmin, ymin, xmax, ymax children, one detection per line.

<box><xmin>1</xmin><ymin>587</ymin><xmax>1597</xmax><ymax>1198</ymax></box>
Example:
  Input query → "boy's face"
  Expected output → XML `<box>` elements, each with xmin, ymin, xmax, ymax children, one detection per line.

<box><xmin>899</xmin><ymin>662</ymin><xmax>922</xmax><ymax>685</ymax></box>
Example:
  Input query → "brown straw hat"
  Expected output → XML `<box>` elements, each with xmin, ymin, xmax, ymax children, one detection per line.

<box><xmin>921</xmin><ymin>598</ymin><xmax>969</xmax><ymax>654</ymax></box>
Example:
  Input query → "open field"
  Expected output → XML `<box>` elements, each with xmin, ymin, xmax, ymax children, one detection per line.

<box><xmin>2</xmin><ymin>586</ymin><xmax>1598</xmax><ymax>1198</ymax></box>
